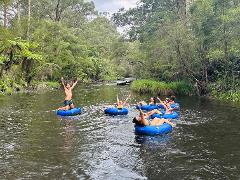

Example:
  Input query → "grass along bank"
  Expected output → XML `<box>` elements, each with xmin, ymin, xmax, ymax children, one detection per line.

<box><xmin>211</xmin><ymin>91</ymin><xmax>240</xmax><ymax>102</ymax></box>
<box><xmin>131</xmin><ymin>79</ymin><xmax>193</xmax><ymax>96</ymax></box>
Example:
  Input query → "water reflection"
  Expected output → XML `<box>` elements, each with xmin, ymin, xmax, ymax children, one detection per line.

<box><xmin>59</xmin><ymin>118</ymin><xmax>76</xmax><ymax>153</ymax></box>
<box><xmin>0</xmin><ymin>84</ymin><xmax>240</xmax><ymax>179</ymax></box>
<box><xmin>135</xmin><ymin>134</ymin><xmax>172</xmax><ymax>147</ymax></box>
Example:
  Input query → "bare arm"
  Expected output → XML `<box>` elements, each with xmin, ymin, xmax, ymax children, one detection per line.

<box><xmin>117</xmin><ymin>95</ymin><xmax>119</xmax><ymax>105</ymax></box>
<box><xmin>71</xmin><ymin>79</ymin><xmax>78</xmax><ymax>89</ymax></box>
<box><xmin>164</xmin><ymin>119</ymin><xmax>175</xmax><ymax>127</ymax></box>
<box><xmin>61</xmin><ymin>77</ymin><xmax>66</xmax><ymax>89</ymax></box>
<box><xmin>139</xmin><ymin>110</ymin><xmax>150</xmax><ymax>126</ymax></box>
<box><xmin>123</xmin><ymin>94</ymin><xmax>131</xmax><ymax>106</ymax></box>
<box><xmin>162</xmin><ymin>102</ymin><xmax>168</xmax><ymax>110</ymax></box>
<box><xmin>157</xmin><ymin>97</ymin><xmax>169</xmax><ymax>110</ymax></box>
<box><xmin>157</xmin><ymin>96</ymin><xmax>163</xmax><ymax>104</ymax></box>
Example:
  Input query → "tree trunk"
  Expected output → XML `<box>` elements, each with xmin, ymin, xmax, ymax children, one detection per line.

<box><xmin>176</xmin><ymin>0</ymin><xmax>187</xmax><ymax>19</ymax></box>
<box><xmin>55</xmin><ymin>0</ymin><xmax>61</xmax><ymax>21</ymax></box>
<box><xmin>3</xmin><ymin>0</ymin><xmax>8</xmax><ymax>28</ymax></box>
<box><xmin>27</xmin><ymin>0</ymin><xmax>31</xmax><ymax>39</ymax></box>
<box><xmin>222</xmin><ymin>0</ymin><xmax>228</xmax><ymax>61</ymax></box>
<box><xmin>16</xmin><ymin>0</ymin><xmax>21</xmax><ymax>24</ymax></box>
<box><xmin>24</xmin><ymin>0</ymin><xmax>33</xmax><ymax>85</ymax></box>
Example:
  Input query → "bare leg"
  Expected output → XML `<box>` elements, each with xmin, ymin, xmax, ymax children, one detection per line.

<box><xmin>65</xmin><ymin>105</ymin><xmax>70</xmax><ymax>110</ymax></box>
<box><xmin>138</xmin><ymin>101</ymin><xmax>147</xmax><ymax>106</ymax></box>
<box><xmin>58</xmin><ymin>105</ymin><xmax>70</xmax><ymax>111</ymax></box>
<box><xmin>147</xmin><ymin>109</ymin><xmax>161</xmax><ymax>116</ymax></box>
<box><xmin>163</xmin><ymin>119</ymin><xmax>175</xmax><ymax>127</ymax></box>
<box><xmin>151</xmin><ymin>118</ymin><xmax>165</xmax><ymax>126</ymax></box>
<box><xmin>58</xmin><ymin>106</ymin><xmax>66</xmax><ymax>110</ymax></box>
<box><xmin>151</xmin><ymin>118</ymin><xmax>175</xmax><ymax>127</ymax></box>
<box><xmin>70</xmin><ymin>103</ymin><xmax>75</xmax><ymax>109</ymax></box>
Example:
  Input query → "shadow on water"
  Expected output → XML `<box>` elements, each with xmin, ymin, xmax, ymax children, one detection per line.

<box><xmin>0</xmin><ymin>84</ymin><xmax>240</xmax><ymax>179</ymax></box>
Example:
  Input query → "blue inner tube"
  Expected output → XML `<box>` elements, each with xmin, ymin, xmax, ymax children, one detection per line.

<box><xmin>163</xmin><ymin>111</ymin><xmax>179</xmax><ymax>119</ymax></box>
<box><xmin>135</xmin><ymin>123</ymin><xmax>172</xmax><ymax>135</ymax></box>
<box><xmin>151</xmin><ymin>113</ymin><xmax>163</xmax><ymax>119</ymax></box>
<box><xmin>158</xmin><ymin>104</ymin><xmax>165</xmax><ymax>109</ymax></box>
<box><xmin>150</xmin><ymin>109</ymin><xmax>166</xmax><ymax>119</ymax></box>
<box><xmin>57</xmin><ymin>108</ymin><xmax>81</xmax><ymax>116</ymax></box>
<box><xmin>170</xmin><ymin>103</ymin><xmax>180</xmax><ymax>109</ymax></box>
<box><xmin>136</xmin><ymin>105</ymin><xmax>159</xmax><ymax>111</ymax></box>
<box><xmin>104</xmin><ymin>107</ymin><xmax>128</xmax><ymax>116</ymax></box>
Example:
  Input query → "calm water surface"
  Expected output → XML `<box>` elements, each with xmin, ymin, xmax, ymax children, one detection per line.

<box><xmin>0</xmin><ymin>84</ymin><xmax>239</xmax><ymax>179</ymax></box>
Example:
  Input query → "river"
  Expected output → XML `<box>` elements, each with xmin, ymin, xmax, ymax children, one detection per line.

<box><xmin>0</xmin><ymin>84</ymin><xmax>239</xmax><ymax>179</ymax></box>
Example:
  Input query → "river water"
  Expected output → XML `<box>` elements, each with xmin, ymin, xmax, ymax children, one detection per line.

<box><xmin>0</xmin><ymin>84</ymin><xmax>239</xmax><ymax>179</ymax></box>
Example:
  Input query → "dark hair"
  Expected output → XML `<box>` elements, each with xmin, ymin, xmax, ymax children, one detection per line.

<box><xmin>170</xmin><ymin>95</ymin><xmax>176</xmax><ymax>101</ymax></box>
<box><xmin>153</xmin><ymin>97</ymin><xmax>157</xmax><ymax>104</ymax></box>
<box><xmin>132</xmin><ymin>117</ymin><xmax>138</xmax><ymax>124</ymax></box>
<box><xmin>132</xmin><ymin>117</ymin><xmax>141</xmax><ymax>125</ymax></box>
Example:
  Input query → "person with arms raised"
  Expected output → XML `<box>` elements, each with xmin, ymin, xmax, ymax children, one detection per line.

<box><xmin>58</xmin><ymin>77</ymin><xmax>78</xmax><ymax>111</ymax></box>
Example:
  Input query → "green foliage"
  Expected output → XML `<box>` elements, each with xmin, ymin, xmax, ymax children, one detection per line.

<box><xmin>0</xmin><ymin>0</ymin><xmax>129</xmax><ymax>95</ymax></box>
<box><xmin>113</xmin><ymin>0</ymin><xmax>240</xmax><ymax>99</ymax></box>
<box><xmin>45</xmin><ymin>81</ymin><xmax>60</xmax><ymax>89</ymax></box>
<box><xmin>1</xmin><ymin>0</ymin><xmax>240</xmax><ymax>101</ymax></box>
<box><xmin>212</xmin><ymin>90</ymin><xmax>240</xmax><ymax>102</ymax></box>
<box><xmin>0</xmin><ymin>75</ymin><xmax>25</xmax><ymax>94</ymax></box>
<box><xmin>32</xmin><ymin>81</ymin><xmax>60</xmax><ymax>90</ymax></box>
<box><xmin>111</xmin><ymin>40</ymin><xmax>141</xmax><ymax>78</ymax></box>
<box><xmin>131</xmin><ymin>80</ymin><xmax>193</xmax><ymax>95</ymax></box>
<box><xmin>168</xmin><ymin>82</ymin><xmax>194</xmax><ymax>96</ymax></box>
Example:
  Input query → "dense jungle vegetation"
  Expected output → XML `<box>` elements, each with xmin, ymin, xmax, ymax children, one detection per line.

<box><xmin>0</xmin><ymin>0</ymin><xmax>137</xmax><ymax>94</ymax></box>
<box><xmin>0</xmin><ymin>0</ymin><xmax>240</xmax><ymax>101</ymax></box>
<box><xmin>113</xmin><ymin>0</ymin><xmax>240</xmax><ymax>100</ymax></box>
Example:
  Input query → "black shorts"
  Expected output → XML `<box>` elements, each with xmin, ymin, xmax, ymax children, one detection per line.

<box><xmin>64</xmin><ymin>100</ymin><xmax>73</xmax><ymax>106</ymax></box>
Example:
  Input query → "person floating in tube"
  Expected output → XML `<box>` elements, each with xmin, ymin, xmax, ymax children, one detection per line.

<box><xmin>137</xmin><ymin>97</ymin><xmax>158</xmax><ymax>106</ymax></box>
<box><xmin>117</xmin><ymin>94</ymin><xmax>131</xmax><ymax>110</ymax></box>
<box><xmin>132</xmin><ymin>109</ymin><xmax>175</xmax><ymax>127</ymax></box>
<box><xmin>57</xmin><ymin>77</ymin><xmax>78</xmax><ymax>111</ymax></box>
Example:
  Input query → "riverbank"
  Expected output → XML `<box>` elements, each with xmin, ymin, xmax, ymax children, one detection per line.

<box><xmin>131</xmin><ymin>79</ymin><xmax>193</xmax><ymax>96</ymax></box>
<box><xmin>131</xmin><ymin>79</ymin><xmax>240</xmax><ymax>102</ymax></box>
<box><xmin>0</xmin><ymin>78</ymin><xmax>124</xmax><ymax>95</ymax></box>
<box><xmin>0</xmin><ymin>80</ymin><xmax>60</xmax><ymax>95</ymax></box>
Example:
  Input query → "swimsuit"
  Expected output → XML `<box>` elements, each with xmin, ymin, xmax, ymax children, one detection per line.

<box><xmin>64</xmin><ymin>100</ymin><xmax>73</xmax><ymax>106</ymax></box>
<box><xmin>147</xmin><ymin>119</ymin><xmax>152</xmax><ymax>125</ymax></box>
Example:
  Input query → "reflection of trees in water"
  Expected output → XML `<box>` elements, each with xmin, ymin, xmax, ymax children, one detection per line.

<box><xmin>60</xmin><ymin>118</ymin><xmax>76</xmax><ymax>153</ymax></box>
<box><xmin>134</xmin><ymin>134</ymin><xmax>173</xmax><ymax>178</ymax></box>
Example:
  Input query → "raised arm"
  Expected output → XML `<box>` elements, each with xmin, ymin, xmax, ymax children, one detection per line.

<box><xmin>162</xmin><ymin>100</ymin><xmax>172</xmax><ymax>111</ymax></box>
<box><xmin>157</xmin><ymin>96</ymin><xmax>163</xmax><ymax>104</ymax></box>
<box><xmin>162</xmin><ymin>102</ymin><xmax>168</xmax><ymax>109</ymax></box>
<box><xmin>61</xmin><ymin>77</ymin><xmax>66</xmax><ymax>89</ymax></box>
<box><xmin>139</xmin><ymin>109</ymin><xmax>150</xmax><ymax>125</ymax></box>
<box><xmin>123</xmin><ymin>94</ymin><xmax>131</xmax><ymax>106</ymax></box>
<box><xmin>71</xmin><ymin>79</ymin><xmax>78</xmax><ymax>89</ymax></box>
<box><xmin>117</xmin><ymin>94</ymin><xmax>119</xmax><ymax>104</ymax></box>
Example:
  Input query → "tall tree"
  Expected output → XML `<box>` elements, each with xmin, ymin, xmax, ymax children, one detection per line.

<box><xmin>20</xmin><ymin>0</ymin><xmax>96</xmax><ymax>27</ymax></box>
<box><xmin>16</xmin><ymin>0</ymin><xmax>20</xmax><ymax>24</ymax></box>
<box><xmin>26</xmin><ymin>0</ymin><xmax>30</xmax><ymax>39</ymax></box>
<box><xmin>2</xmin><ymin>0</ymin><xmax>9</xmax><ymax>27</ymax></box>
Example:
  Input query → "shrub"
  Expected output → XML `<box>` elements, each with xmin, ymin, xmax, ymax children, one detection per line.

<box><xmin>131</xmin><ymin>79</ymin><xmax>193</xmax><ymax>95</ymax></box>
